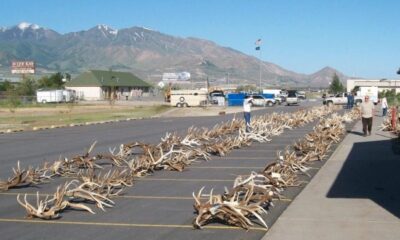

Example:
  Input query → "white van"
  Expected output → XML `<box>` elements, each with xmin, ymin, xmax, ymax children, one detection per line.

<box><xmin>170</xmin><ymin>89</ymin><xmax>208</xmax><ymax>107</ymax></box>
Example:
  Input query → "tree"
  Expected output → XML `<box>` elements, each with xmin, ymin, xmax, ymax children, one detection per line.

<box><xmin>0</xmin><ymin>80</ymin><xmax>14</xmax><ymax>92</ymax></box>
<box><xmin>236</xmin><ymin>85</ymin><xmax>257</xmax><ymax>93</ymax></box>
<box><xmin>16</xmin><ymin>76</ymin><xmax>37</xmax><ymax>96</ymax></box>
<box><xmin>37</xmin><ymin>72</ymin><xmax>65</xmax><ymax>89</ymax></box>
<box><xmin>351</xmin><ymin>86</ymin><xmax>360</xmax><ymax>94</ymax></box>
<box><xmin>329</xmin><ymin>73</ymin><xmax>344</xmax><ymax>94</ymax></box>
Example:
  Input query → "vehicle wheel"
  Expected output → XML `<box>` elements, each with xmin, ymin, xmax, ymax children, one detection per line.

<box><xmin>176</xmin><ymin>103</ymin><xmax>182</xmax><ymax>108</ymax></box>
<box><xmin>327</xmin><ymin>101</ymin><xmax>333</xmax><ymax>107</ymax></box>
<box><xmin>183</xmin><ymin>103</ymin><xmax>189</xmax><ymax>108</ymax></box>
<box><xmin>287</xmin><ymin>103</ymin><xmax>290</xmax><ymax>106</ymax></box>
<box><xmin>267</xmin><ymin>101</ymin><xmax>273</xmax><ymax>107</ymax></box>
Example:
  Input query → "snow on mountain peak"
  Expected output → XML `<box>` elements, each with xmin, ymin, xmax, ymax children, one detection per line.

<box><xmin>141</xmin><ymin>26</ymin><xmax>154</xmax><ymax>31</ymax></box>
<box><xmin>97</xmin><ymin>24</ymin><xmax>118</xmax><ymax>35</ymax></box>
<box><xmin>31</xmin><ymin>24</ymin><xmax>40</xmax><ymax>30</ymax></box>
<box><xmin>17</xmin><ymin>22</ymin><xmax>41</xmax><ymax>31</ymax></box>
<box><xmin>18</xmin><ymin>22</ymin><xmax>31</xmax><ymax>30</ymax></box>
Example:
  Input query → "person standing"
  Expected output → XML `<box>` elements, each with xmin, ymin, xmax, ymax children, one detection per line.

<box><xmin>360</xmin><ymin>95</ymin><xmax>374</xmax><ymax>136</ymax></box>
<box><xmin>381</xmin><ymin>96</ymin><xmax>388</xmax><ymax>117</ymax></box>
<box><xmin>243</xmin><ymin>95</ymin><xmax>253</xmax><ymax>132</ymax></box>
<box><xmin>346</xmin><ymin>93</ymin><xmax>351</xmax><ymax>109</ymax></box>
<box><xmin>349</xmin><ymin>92</ymin><xmax>354</xmax><ymax>109</ymax></box>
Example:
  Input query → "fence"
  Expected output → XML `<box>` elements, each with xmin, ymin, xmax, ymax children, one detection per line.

<box><xmin>0</xmin><ymin>95</ymin><xmax>37</xmax><ymax>106</ymax></box>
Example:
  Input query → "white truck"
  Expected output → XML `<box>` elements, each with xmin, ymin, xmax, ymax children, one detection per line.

<box><xmin>262</xmin><ymin>89</ymin><xmax>284</xmax><ymax>104</ymax></box>
<box><xmin>323</xmin><ymin>92</ymin><xmax>363</xmax><ymax>106</ymax></box>
<box><xmin>170</xmin><ymin>89</ymin><xmax>208</xmax><ymax>107</ymax></box>
<box><xmin>36</xmin><ymin>89</ymin><xmax>76</xmax><ymax>103</ymax></box>
<box><xmin>357</xmin><ymin>86</ymin><xmax>378</xmax><ymax>104</ymax></box>
<box><xmin>323</xmin><ymin>87</ymin><xmax>378</xmax><ymax>107</ymax></box>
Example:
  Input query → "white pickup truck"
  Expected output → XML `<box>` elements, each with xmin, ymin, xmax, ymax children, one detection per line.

<box><xmin>323</xmin><ymin>93</ymin><xmax>363</xmax><ymax>107</ymax></box>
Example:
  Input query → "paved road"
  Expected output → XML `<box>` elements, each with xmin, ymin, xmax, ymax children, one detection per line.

<box><xmin>0</xmin><ymin>101</ymin><xmax>321</xmax><ymax>240</ymax></box>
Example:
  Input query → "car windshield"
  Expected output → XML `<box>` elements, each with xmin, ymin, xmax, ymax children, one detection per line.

<box><xmin>251</xmin><ymin>95</ymin><xmax>263</xmax><ymax>99</ymax></box>
<box><xmin>287</xmin><ymin>91</ymin><xmax>297</xmax><ymax>97</ymax></box>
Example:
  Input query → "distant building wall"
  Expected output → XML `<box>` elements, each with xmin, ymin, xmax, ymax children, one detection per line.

<box><xmin>65</xmin><ymin>86</ymin><xmax>102</xmax><ymax>100</ymax></box>
<box><xmin>347</xmin><ymin>79</ymin><xmax>400</xmax><ymax>94</ymax></box>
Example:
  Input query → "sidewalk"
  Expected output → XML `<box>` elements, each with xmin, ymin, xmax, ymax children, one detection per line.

<box><xmin>263</xmin><ymin>115</ymin><xmax>400</xmax><ymax>240</ymax></box>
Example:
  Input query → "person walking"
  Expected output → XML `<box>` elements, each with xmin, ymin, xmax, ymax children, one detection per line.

<box><xmin>243</xmin><ymin>95</ymin><xmax>253</xmax><ymax>132</ymax></box>
<box><xmin>360</xmin><ymin>95</ymin><xmax>374</xmax><ymax>136</ymax></box>
<box><xmin>381</xmin><ymin>96</ymin><xmax>388</xmax><ymax>117</ymax></box>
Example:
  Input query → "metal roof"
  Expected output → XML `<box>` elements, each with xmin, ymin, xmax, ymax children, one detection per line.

<box><xmin>65</xmin><ymin>70</ymin><xmax>152</xmax><ymax>88</ymax></box>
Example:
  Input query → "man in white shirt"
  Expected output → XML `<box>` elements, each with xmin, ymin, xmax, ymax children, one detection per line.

<box><xmin>381</xmin><ymin>97</ymin><xmax>388</xmax><ymax>117</ymax></box>
<box><xmin>360</xmin><ymin>95</ymin><xmax>374</xmax><ymax>136</ymax></box>
<box><xmin>243</xmin><ymin>95</ymin><xmax>253</xmax><ymax>132</ymax></box>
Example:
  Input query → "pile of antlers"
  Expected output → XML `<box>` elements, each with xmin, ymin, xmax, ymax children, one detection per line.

<box><xmin>16</xmin><ymin>167</ymin><xmax>136</xmax><ymax>219</ymax></box>
<box><xmin>192</xmin><ymin>109</ymin><xmax>361</xmax><ymax>230</ymax></box>
<box><xmin>0</xmin><ymin>161</ymin><xmax>51</xmax><ymax>191</ymax></box>
<box><xmin>379</xmin><ymin>108</ymin><xmax>400</xmax><ymax>135</ymax></box>
<box><xmin>3</xmin><ymin>106</ymin><xmax>343</xmax><ymax>220</ymax></box>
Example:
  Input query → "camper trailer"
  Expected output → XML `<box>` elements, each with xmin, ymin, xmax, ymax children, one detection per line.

<box><xmin>170</xmin><ymin>89</ymin><xmax>208</xmax><ymax>107</ymax></box>
<box><xmin>36</xmin><ymin>89</ymin><xmax>76</xmax><ymax>103</ymax></box>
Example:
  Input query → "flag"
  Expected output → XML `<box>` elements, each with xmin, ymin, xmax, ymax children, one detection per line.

<box><xmin>255</xmin><ymin>38</ymin><xmax>261</xmax><ymax>50</ymax></box>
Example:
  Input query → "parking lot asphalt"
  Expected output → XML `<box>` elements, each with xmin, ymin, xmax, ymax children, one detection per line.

<box><xmin>0</xmin><ymin>101</ymin><xmax>336</xmax><ymax>240</ymax></box>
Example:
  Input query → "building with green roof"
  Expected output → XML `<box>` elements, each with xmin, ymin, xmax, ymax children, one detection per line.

<box><xmin>65</xmin><ymin>70</ymin><xmax>152</xmax><ymax>100</ymax></box>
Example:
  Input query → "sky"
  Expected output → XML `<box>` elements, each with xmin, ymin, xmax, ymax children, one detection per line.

<box><xmin>0</xmin><ymin>0</ymin><xmax>399</xmax><ymax>79</ymax></box>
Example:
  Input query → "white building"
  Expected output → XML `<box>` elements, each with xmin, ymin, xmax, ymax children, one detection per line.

<box><xmin>65</xmin><ymin>70</ymin><xmax>151</xmax><ymax>100</ymax></box>
<box><xmin>162</xmin><ymin>72</ymin><xmax>191</xmax><ymax>82</ymax></box>
<box><xmin>347</xmin><ymin>79</ymin><xmax>400</xmax><ymax>94</ymax></box>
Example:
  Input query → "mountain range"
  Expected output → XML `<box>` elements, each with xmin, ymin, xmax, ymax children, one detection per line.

<box><xmin>0</xmin><ymin>22</ymin><xmax>348</xmax><ymax>87</ymax></box>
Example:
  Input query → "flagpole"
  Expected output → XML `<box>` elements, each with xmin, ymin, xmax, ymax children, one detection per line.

<box><xmin>259</xmin><ymin>47</ymin><xmax>262</xmax><ymax>92</ymax></box>
<box><xmin>255</xmin><ymin>38</ymin><xmax>262</xmax><ymax>92</ymax></box>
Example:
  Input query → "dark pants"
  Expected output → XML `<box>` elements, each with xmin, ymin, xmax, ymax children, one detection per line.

<box><xmin>244</xmin><ymin>112</ymin><xmax>251</xmax><ymax>132</ymax></box>
<box><xmin>382</xmin><ymin>108</ymin><xmax>387</xmax><ymax>117</ymax></box>
<box><xmin>362</xmin><ymin>117</ymin><xmax>373</xmax><ymax>135</ymax></box>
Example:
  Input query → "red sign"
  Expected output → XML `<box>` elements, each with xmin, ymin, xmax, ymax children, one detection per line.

<box><xmin>11</xmin><ymin>61</ymin><xmax>35</xmax><ymax>74</ymax></box>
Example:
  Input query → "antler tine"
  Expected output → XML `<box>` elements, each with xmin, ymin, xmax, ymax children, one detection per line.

<box><xmin>87</xmin><ymin>141</ymin><xmax>97</xmax><ymax>155</ymax></box>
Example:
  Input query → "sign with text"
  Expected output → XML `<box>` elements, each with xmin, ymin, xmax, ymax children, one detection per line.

<box><xmin>11</xmin><ymin>61</ymin><xmax>35</xmax><ymax>74</ymax></box>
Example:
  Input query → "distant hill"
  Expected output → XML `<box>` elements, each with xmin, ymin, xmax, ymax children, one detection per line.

<box><xmin>0</xmin><ymin>22</ymin><xmax>349</xmax><ymax>87</ymax></box>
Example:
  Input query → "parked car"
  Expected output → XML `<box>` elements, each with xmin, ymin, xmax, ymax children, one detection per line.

<box><xmin>209</xmin><ymin>91</ymin><xmax>225</xmax><ymax>104</ymax></box>
<box><xmin>297</xmin><ymin>91</ymin><xmax>306</xmax><ymax>100</ymax></box>
<box><xmin>250</xmin><ymin>94</ymin><xmax>275</xmax><ymax>107</ymax></box>
<box><xmin>286</xmin><ymin>90</ymin><xmax>300</xmax><ymax>105</ymax></box>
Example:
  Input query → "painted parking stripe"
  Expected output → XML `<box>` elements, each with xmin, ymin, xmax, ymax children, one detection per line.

<box><xmin>0</xmin><ymin>192</ymin><xmax>292</xmax><ymax>202</ymax></box>
<box><xmin>0</xmin><ymin>218</ymin><xmax>268</xmax><ymax>231</ymax></box>
<box><xmin>189</xmin><ymin>166</ymin><xmax>262</xmax><ymax>169</ymax></box>
<box><xmin>138</xmin><ymin>178</ymin><xmax>233</xmax><ymax>182</ymax></box>
<box><xmin>213</xmin><ymin>156</ymin><xmax>272</xmax><ymax>160</ymax></box>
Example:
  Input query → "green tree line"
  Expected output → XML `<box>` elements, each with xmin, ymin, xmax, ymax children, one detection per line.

<box><xmin>378</xmin><ymin>89</ymin><xmax>400</xmax><ymax>106</ymax></box>
<box><xmin>0</xmin><ymin>72</ymin><xmax>70</xmax><ymax>96</ymax></box>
